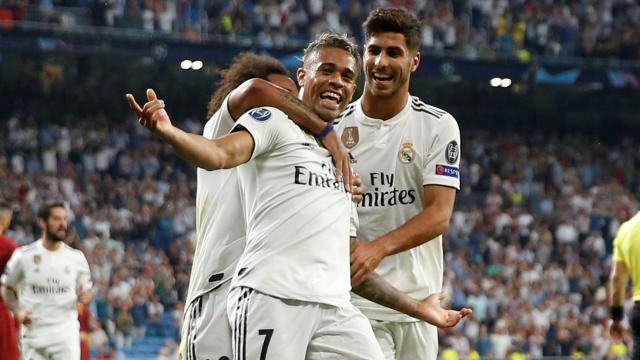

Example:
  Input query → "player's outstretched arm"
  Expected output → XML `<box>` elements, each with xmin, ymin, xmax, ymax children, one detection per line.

<box><xmin>350</xmin><ymin>239</ymin><xmax>471</xmax><ymax>327</ymax></box>
<box><xmin>126</xmin><ymin>89</ymin><xmax>254</xmax><ymax>170</ymax></box>
<box><xmin>228</xmin><ymin>78</ymin><xmax>351</xmax><ymax>191</ymax></box>
<box><xmin>352</xmin><ymin>273</ymin><xmax>471</xmax><ymax>328</ymax></box>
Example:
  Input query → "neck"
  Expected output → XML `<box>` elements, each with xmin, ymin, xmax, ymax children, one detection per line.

<box><xmin>361</xmin><ymin>87</ymin><xmax>409</xmax><ymax>120</ymax></box>
<box><xmin>42</xmin><ymin>237</ymin><xmax>62</xmax><ymax>251</ymax></box>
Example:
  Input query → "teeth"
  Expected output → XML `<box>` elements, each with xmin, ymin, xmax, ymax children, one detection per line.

<box><xmin>373</xmin><ymin>73</ymin><xmax>392</xmax><ymax>80</ymax></box>
<box><xmin>321</xmin><ymin>91</ymin><xmax>341</xmax><ymax>102</ymax></box>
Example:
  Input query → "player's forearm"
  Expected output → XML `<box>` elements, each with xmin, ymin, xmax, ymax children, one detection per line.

<box><xmin>609</xmin><ymin>273</ymin><xmax>627</xmax><ymax>306</ymax></box>
<box><xmin>1</xmin><ymin>285</ymin><xmax>20</xmax><ymax>313</ymax></box>
<box><xmin>374</xmin><ymin>206</ymin><xmax>451</xmax><ymax>256</ymax></box>
<box><xmin>161</xmin><ymin>127</ymin><xmax>236</xmax><ymax>170</ymax></box>
<box><xmin>231</xmin><ymin>79</ymin><xmax>327</xmax><ymax>135</ymax></box>
<box><xmin>352</xmin><ymin>272</ymin><xmax>420</xmax><ymax>320</ymax></box>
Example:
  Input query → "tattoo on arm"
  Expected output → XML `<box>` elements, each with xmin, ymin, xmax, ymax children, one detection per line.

<box><xmin>350</xmin><ymin>239</ymin><xmax>418</xmax><ymax>318</ymax></box>
<box><xmin>352</xmin><ymin>273</ymin><xmax>418</xmax><ymax>318</ymax></box>
<box><xmin>282</xmin><ymin>92</ymin><xmax>325</xmax><ymax>135</ymax></box>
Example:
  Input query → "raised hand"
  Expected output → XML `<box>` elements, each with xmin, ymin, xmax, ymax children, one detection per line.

<box><xmin>415</xmin><ymin>292</ymin><xmax>472</xmax><ymax>328</ymax></box>
<box><xmin>126</xmin><ymin>89</ymin><xmax>174</xmax><ymax>139</ymax></box>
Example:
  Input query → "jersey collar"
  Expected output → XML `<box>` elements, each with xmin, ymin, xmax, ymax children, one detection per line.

<box><xmin>354</xmin><ymin>95</ymin><xmax>412</xmax><ymax>128</ymax></box>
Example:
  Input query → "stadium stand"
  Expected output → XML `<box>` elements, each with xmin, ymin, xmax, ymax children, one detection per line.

<box><xmin>0</xmin><ymin>0</ymin><xmax>638</xmax><ymax>60</ymax></box>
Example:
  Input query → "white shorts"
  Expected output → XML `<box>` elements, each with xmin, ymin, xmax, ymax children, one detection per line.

<box><xmin>21</xmin><ymin>323</ymin><xmax>80</xmax><ymax>360</ymax></box>
<box><xmin>179</xmin><ymin>281</ymin><xmax>232</xmax><ymax>360</ymax></box>
<box><xmin>369</xmin><ymin>320</ymin><xmax>437</xmax><ymax>360</ymax></box>
<box><xmin>227</xmin><ymin>286</ymin><xmax>384</xmax><ymax>360</ymax></box>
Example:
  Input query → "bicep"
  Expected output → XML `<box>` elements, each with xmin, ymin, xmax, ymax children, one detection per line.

<box><xmin>213</xmin><ymin>130</ymin><xmax>255</xmax><ymax>168</ymax></box>
<box><xmin>611</xmin><ymin>260</ymin><xmax>629</xmax><ymax>280</ymax></box>
<box><xmin>422</xmin><ymin>185</ymin><xmax>456</xmax><ymax>212</ymax></box>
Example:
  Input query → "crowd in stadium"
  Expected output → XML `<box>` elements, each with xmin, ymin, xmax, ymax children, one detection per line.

<box><xmin>1</xmin><ymin>0</ymin><xmax>639</xmax><ymax>60</ymax></box>
<box><xmin>1</xmin><ymin>109</ymin><xmax>637</xmax><ymax>357</ymax></box>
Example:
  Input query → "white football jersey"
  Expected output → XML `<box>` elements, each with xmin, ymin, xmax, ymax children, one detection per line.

<box><xmin>185</xmin><ymin>95</ymin><xmax>247</xmax><ymax>307</ymax></box>
<box><xmin>231</xmin><ymin>107</ymin><xmax>353</xmax><ymax>308</ymax></box>
<box><xmin>1</xmin><ymin>239</ymin><xmax>92</xmax><ymax>327</ymax></box>
<box><xmin>336</xmin><ymin>96</ymin><xmax>461</xmax><ymax>321</ymax></box>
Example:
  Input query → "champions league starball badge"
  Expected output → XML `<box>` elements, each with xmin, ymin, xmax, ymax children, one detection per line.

<box><xmin>249</xmin><ymin>108</ymin><xmax>272</xmax><ymax>121</ymax></box>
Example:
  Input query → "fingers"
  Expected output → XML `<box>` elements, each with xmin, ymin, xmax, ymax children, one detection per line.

<box><xmin>334</xmin><ymin>159</ymin><xmax>344</xmax><ymax>189</ymax></box>
<box><xmin>343</xmin><ymin>159</ymin><xmax>351</xmax><ymax>193</ymax></box>
<box><xmin>352</xmin><ymin>172</ymin><xmax>362</xmax><ymax>187</ymax></box>
<box><xmin>437</xmin><ymin>291</ymin><xmax>448</xmax><ymax>302</ymax></box>
<box><xmin>146</xmin><ymin>88</ymin><xmax>158</xmax><ymax>101</ymax></box>
<box><xmin>459</xmin><ymin>308</ymin><xmax>473</xmax><ymax>317</ymax></box>
<box><xmin>126</xmin><ymin>94</ymin><xmax>143</xmax><ymax>117</ymax></box>
<box><xmin>139</xmin><ymin>100</ymin><xmax>165</xmax><ymax>127</ymax></box>
<box><xmin>351</xmin><ymin>268</ymin><xmax>367</xmax><ymax>288</ymax></box>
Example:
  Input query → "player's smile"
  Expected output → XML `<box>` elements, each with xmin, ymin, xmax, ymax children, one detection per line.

<box><xmin>298</xmin><ymin>46</ymin><xmax>358</xmax><ymax>122</ymax></box>
<box><xmin>364</xmin><ymin>32</ymin><xmax>418</xmax><ymax>99</ymax></box>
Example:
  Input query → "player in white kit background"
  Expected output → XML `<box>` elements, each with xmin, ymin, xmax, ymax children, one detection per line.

<box><xmin>339</xmin><ymin>8</ymin><xmax>462</xmax><ymax>360</ymax></box>
<box><xmin>1</xmin><ymin>202</ymin><xmax>93</xmax><ymax>360</ymax></box>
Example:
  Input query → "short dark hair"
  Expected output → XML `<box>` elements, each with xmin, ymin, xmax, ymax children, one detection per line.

<box><xmin>37</xmin><ymin>202</ymin><xmax>65</xmax><ymax>221</ymax></box>
<box><xmin>363</xmin><ymin>8</ymin><xmax>422</xmax><ymax>52</ymax></box>
<box><xmin>207</xmin><ymin>53</ymin><xmax>291</xmax><ymax>118</ymax></box>
<box><xmin>301</xmin><ymin>32</ymin><xmax>361</xmax><ymax>74</ymax></box>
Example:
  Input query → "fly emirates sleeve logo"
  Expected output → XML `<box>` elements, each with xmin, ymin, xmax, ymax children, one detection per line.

<box><xmin>360</xmin><ymin>172</ymin><xmax>417</xmax><ymax>207</ymax></box>
<box><xmin>293</xmin><ymin>160</ymin><xmax>346</xmax><ymax>192</ymax></box>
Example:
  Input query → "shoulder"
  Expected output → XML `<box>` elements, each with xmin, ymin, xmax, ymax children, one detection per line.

<box><xmin>409</xmin><ymin>96</ymin><xmax>457</xmax><ymax>124</ymax></box>
<box><xmin>19</xmin><ymin>241</ymin><xmax>41</xmax><ymax>255</ymax></box>
<box><xmin>334</xmin><ymin>102</ymin><xmax>358</xmax><ymax>125</ymax></box>
<box><xmin>242</xmin><ymin>106</ymin><xmax>288</xmax><ymax>122</ymax></box>
<box><xmin>62</xmin><ymin>244</ymin><xmax>88</xmax><ymax>262</ymax></box>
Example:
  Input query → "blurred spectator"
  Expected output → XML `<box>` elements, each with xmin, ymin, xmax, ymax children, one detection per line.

<box><xmin>5</xmin><ymin>0</ymin><xmax>638</xmax><ymax>60</ymax></box>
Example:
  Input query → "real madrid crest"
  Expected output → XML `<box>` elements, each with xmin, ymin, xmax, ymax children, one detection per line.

<box><xmin>64</xmin><ymin>265</ymin><xmax>70</xmax><ymax>274</ymax></box>
<box><xmin>341</xmin><ymin>127</ymin><xmax>359</xmax><ymax>149</ymax></box>
<box><xmin>33</xmin><ymin>255</ymin><xmax>41</xmax><ymax>264</ymax></box>
<box><xmin>398</xmin><ymin>142</ymin><xmax>416</xmax><ymax>164</ymax></box>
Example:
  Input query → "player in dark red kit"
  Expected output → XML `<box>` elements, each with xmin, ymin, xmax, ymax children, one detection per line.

<box><xmin>0</xmin><ymin>201</ymin><xmax>19</xmax><ymax>360</ymax></box>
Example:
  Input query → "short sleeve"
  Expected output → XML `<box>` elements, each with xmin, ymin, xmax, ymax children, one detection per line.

<box><xmin>77</xmin><ymin>254</ymin><xmax>93</xmax><ymax>292</ymax></box>
<box><xmin>613</xmin><ymin>222</ymin><xmax>627</xmax><ymax>263</ymax></box>
<box><xmin>422</xmin><ymin>114</ymin><xmax>461</xmax><ymax>190</ymax></box>
<box><xmin>1</xmin><ymin>248</ymin><xmax>24</xmax><ymax>289</ymax></box>
<box><xmin>203</xmin><ymin>94</ymin><xmax>236</xmax><ymax>139</ymax></box>
<box><xmin>233</xmin><ymin>107</ymin><xmax>289</xmax><ymax>160</ymax></box>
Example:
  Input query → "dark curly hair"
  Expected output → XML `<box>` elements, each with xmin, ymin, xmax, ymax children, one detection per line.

<box><xmin>207</xmin><ymin>53</ymin><xmax>291</xmax><ymax>118</ymax></box>
<box><xmin>363</xmin><ymin>8</ymin><xmax>422</xmax><ymax>52</ymax></box>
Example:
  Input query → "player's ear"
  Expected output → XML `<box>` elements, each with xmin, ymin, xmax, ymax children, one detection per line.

<box><xmin>410</xmin><ymin>51</ymin><xmax>420</xmax><ymax>73</ymax></box>
<box><xmin>296</xmin><ymin>67</ymin><xmax>306</xmax><ymax>88</ymax></box>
